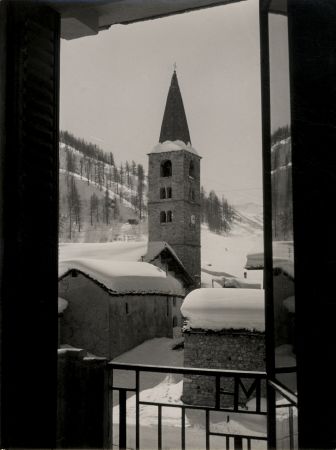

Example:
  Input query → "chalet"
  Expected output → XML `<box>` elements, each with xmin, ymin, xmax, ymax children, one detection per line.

<box><xmin>58</xmin><ymin>259</ymin><xmax>184</xmax><ymax>359</ymax></box>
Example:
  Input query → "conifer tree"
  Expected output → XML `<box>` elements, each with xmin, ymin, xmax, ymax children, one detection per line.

<box><xmin>119</xmin><ymin>163</ymin><xmax>124</xmax><ymax>186</ymax></box>
<box><xmin>125</xmin><ymin>161</ymin><xmax>130</xmax><ymax>186</ymax></box>
<box><xmin>137</xmin><ymin>164</ymin><xmax>145</xmax><ymax>220</ymax></box>
<box><xmin>104</xmin><ymin>188</ymin><xmax>111</xmax><ymax>224</ymax></box>
<box><xmin>131</xmin><ymin>160</ymin><xmax>137</xmax><ymax>176</ymax></box>
<box><xmin>113</xmin><ymin>197</ymin><xmax>119</xmax><ymax>220</ymax></box>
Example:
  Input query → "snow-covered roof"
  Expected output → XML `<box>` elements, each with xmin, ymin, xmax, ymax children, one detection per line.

<box><xmin>181</xmin><ymin>288</ymin><xmax>265</xmax><ymax>332</ymax></box>
<box><xmin>58</xmin><ymin>297</ymin><xmax>69</xmax><ymax>314</ymax></box>
<box><xmin>145</xmin><ymin>241</ymin><xmax>174</xmax><ymax>262</ymax></box>
<box><xmin>144</xmin><ymin>241</ymin><xmax>186</xmax><ymax>270</ymax></box>
<box><xmin>245</xmin><ymin>241</ymin><xmax>294</xmax><ymax>278</ymax></box>
<box><xmin>150</xmin><ymin>140</ymin><xmax>199</xmax><ymax>156</ymax></box>
<box><xmin>59</xmin><ymin>258</ymin><xmax>184</xmax><ymax>296</ymax></box>
<box><xmin>59</xmin><ymin>240</ymin><xmax>193</xmax><ymax>282</ymax></box>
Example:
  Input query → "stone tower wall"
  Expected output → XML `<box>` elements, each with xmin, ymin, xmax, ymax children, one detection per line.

<box><xmin>148</xmin><ymin>150</ymin><xmax>201</xmax><ymax>285</ymax></box>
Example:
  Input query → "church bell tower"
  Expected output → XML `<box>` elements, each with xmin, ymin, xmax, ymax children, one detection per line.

<box><xmin>148</xmin><ymin>69</ymin><xmax>201</xmax><ymax>287</ymax></box>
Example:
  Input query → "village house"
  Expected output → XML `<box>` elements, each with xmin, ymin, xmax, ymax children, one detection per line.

<box><xmin>58</xmin><ymin>258</ymin><xmax>184</xmax><ymax>359</ymax></box>
<box><xmin>181</xmin><ymin>288</ymin><xmax>266</xmax><ymax>408</ymax></box>
<box><xmin>59</xmin><ymin>239</ymin><xmax>193</xmax><ymax>330</ymax></box>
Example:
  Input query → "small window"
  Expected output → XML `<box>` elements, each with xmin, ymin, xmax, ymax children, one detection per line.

<box><xmin>126</xmin><ymin>302</ymin><xmax>129</xmax><ymax>314</ymax></box>
<box><xmin>160</xmin><ymin>211</ymin><xmax>167</xmax><ymax>223</ymax></box>
<box><xmin>173</xmin><ymin>297</ymin><xmax>176</xmax><ymax>307</ymax></box>
<box><xmin>167</xmin><ymin>297</ymin><xmax>169</xmax><ymax>316</ymax></box>
<box><xmin>160</xmin><ymin>187</ymin><xmax>172</xmax><ymax>199</ymax></box>
<box><xmin>189</xmin><ymin>160</ymin><xmax>195</xmax><ymax>178</ymax></box>
<box><xmin>161</xmin><ymin>160</ymin><xmax>172</xmax><ymax>177</ymax></box>
<box><xmin>189</xmin><ymin>187</ymin><xmax>195</xmax><ymax>201</ymax></box>
<box><xmin>173</xmin><ymin>316</ymin><xmax>178</xmax><ymax>327</ymax></box>
<box><xmin>167</xmin><ymin>211</ymin><xmax>173</xmax><ymax>222</ymax></box>
<box><xmin>160</xmin><ymin>187</ymin><xmax>166</xmax><ymax>199</ymax></box>
<box><xmin>191</xmin><ymin>214</ymin><xmax>196</xmax><ymax>225</ymax></box>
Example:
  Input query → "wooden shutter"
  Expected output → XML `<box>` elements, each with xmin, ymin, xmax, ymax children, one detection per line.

<box><xmin>0</xmin><ymin>3</ymin><xmax>60</xmax><ymax>447</ymax></box>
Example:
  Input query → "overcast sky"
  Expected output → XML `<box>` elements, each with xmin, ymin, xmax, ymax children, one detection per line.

<box><xmin>60</xmin><ymin>0</ymin><xmax>289</xmax><ymax>205</ymax></box>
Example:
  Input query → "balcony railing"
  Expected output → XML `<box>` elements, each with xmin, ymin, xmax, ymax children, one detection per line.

<box><xmin>270</xmin><ymin>379</ymin><xmax>298</xmax><ymax>450</ymax></box>
<box><xmin>106</xmin><ymin>362</ymin><xmax>268</xmax><ymax>450</ymax></box>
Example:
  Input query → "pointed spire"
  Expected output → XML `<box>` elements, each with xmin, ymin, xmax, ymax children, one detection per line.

<box><xmin>159</xmin><ymin>69</ymin><xmax>191</xmax><ymax>145</ymax></box>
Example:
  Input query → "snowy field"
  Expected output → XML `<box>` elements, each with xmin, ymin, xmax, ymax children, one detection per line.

<box><xmin>200</xmin><ymin>226</ymin><xmax>263</xmax><ymax>286</ymax></box>
<box><xmin>110</xmin><ymin>338</ymin><xmax>267</xmax><ymax>450</ymax></box>
<box><xmin>59</xmin><ymin>225</ymin><xmax>264</xmax><ymax>287</ymax></box>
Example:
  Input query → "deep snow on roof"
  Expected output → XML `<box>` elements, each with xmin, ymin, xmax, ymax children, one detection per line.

<box><xmin>145</xmin><ymin>241</ymin><xmax>185</xmax><ymax>267</ymax></box>
<box><xmin>59</xmin><ymin>258</ymin><xmax>184</xmax><ymax>296</ymax></box>
<box><xmin>58</xmin><ymin>297</ymin><xmax>69</xmax><ymax>314</ymax></box>
<box><xmin>245</xmin><ymin>241</ymin><xmax>294</xmax><ymax>278</ymax></box>
<box><xmin>150</xmin><ymin>140</ymin><xmax>199</xmax><ymax>156</ymax></box>
<box><xmin>181</xmin><ymin>288</ymin><xmax>265</xmax><ymax>332</ymax></box>
<box><xmin>60</xmin><ymin>240</ymin><xmax>191</xmax><ymax>280</ymax></box>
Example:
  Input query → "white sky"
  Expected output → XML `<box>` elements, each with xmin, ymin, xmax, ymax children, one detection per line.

<box><xmin>60</xmin><ymin>0</ymin><xmax>289</xmax><ymax>205</ymax></box>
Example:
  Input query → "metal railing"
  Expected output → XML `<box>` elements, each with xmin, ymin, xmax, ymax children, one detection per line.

<box><xmin>106</xmin><ymin>362</ymin><xmax>268</xmax><ymax>450</ymax></box>
<box><xmin>269</xmin><ymin>379</ymin><xmax>298</xmax><ymax>450</ymax></box>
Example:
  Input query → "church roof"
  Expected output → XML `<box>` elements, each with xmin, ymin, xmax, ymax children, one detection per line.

<box><xmin>144</xmin><ymin>241</ymin><xmax>184</xmax><ymax>267</ymax></box>
<box><xmin>159</xmin><ymin>70</ymin><xmax>191</xmax><ymax>145</ymax></box>
<box><xmin>144</xmin><ymin>241</ymin><xmax>195</xmax><ymax>286</ymax></box>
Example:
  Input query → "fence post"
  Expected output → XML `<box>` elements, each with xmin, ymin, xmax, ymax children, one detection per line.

<box><xmin>57</xmin><ymin>348</ymin><xmax>107</xmax><ymax>448</ymax></box>
<box><xmin>119</xmin><ymin>389</ymin><xmax>127</xmax><ymax>449</ymax></box>
<box><xmin>234</xmin><ymin>436</ymin><xmax>243</xmax><ymax>450</ymax></box>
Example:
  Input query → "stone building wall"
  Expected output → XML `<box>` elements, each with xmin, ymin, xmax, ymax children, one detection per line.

<box><xmin>108</xmin><ymin>293</ymin><xmax>173</xmax><ymax>359</ymax></box>
<box><xmin>59</xmin><ymin>273</ymin><xmax>110</xmax><ymax>358</ymax></box>
<box><xmin>59</xmin><ymin>272</ymin><xmax>175</xmax><ymax>359</ymax></box>
<box><xmin>182</xmin><ymin>330</ymin><xmax>266</xmax><ymax>408</ymax></box>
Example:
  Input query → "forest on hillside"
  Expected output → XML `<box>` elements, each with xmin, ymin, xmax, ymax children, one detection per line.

<box><xmin>200</xmin><ymin>187</ymin><xmax>235</xmax><ymax>234</ymax></box>
<box><xmin>59</xmin><ymin>130</ymin><xmax>146</xmax><ymax>242</ymax></box>
<box><xmin>59</xmin><ymin>130</ymin><xmax>236</xmax><ymax>241</ymax></box>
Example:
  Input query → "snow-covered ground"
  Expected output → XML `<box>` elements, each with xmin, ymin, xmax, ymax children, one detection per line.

<box><xmin>110</xmin><ymin>338</ymin><xmax>267</xmax><ymax>450</ymax></box>
<box><xmin>59</xmin><ymin>224</ymin><xmax>264</xmax><ymax>288</ymax></box>
<box><xmin>201</xmin><ymin>225</ymin><xmax>263</xmax><ymax>286</ymax></box>
<box><xmin>59</xmin><ymin>240</ymin><xmax>148</xmax><ymax>262</ymax></box>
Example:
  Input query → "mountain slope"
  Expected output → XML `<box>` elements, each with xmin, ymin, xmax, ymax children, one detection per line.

<box><xmin>59</xmin><ymin>139</ymin><xmax>147</xmax><ymax>242</ymax></box>
<box><xmin>59</xmin><ymin>134</ymin><xmax>263</xmax><ymax>243</ymax></box>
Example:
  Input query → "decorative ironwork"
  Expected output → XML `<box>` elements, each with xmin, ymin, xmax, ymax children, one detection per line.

<box><xmin>106</xmin><ymin>362</ymin><xmax>268</xmax><ymax>450</ymax></box>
